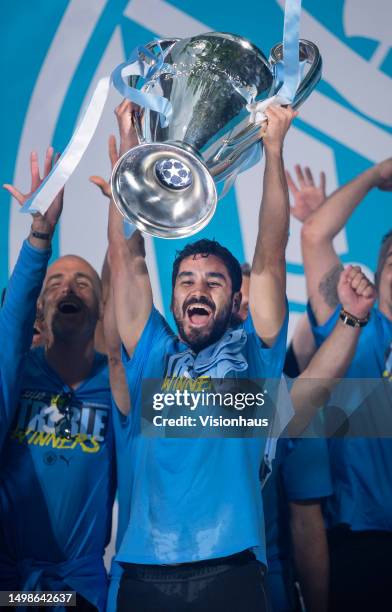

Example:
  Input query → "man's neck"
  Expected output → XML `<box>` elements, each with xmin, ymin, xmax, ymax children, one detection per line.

<box><xmin>45</xmin><ymin>336</ymin><xmax>96</xmax><ymax>390</ymax></box>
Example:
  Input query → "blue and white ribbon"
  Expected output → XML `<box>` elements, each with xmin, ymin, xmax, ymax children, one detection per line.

<box><xmin>20</xmin><ymin>44</ymin><xmax>172</xmax><ymax>217</ymax></box>
<box><xmin>220</xmin><ymin>0</ymin><xmax>302</xmax><ymax>198</ymax></box>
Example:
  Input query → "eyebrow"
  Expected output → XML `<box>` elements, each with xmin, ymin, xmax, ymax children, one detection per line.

<box><xmin>177</xmin><ymin>271</ymin><xmax>227</xmax><ymax>282</ymax></box>
<box><xmin>46</xmin><ymin>272</ymin><xmax>94</xmax><ymax>283</ymax></box>
<box><xmin>206</xmin><ymin>272</ymin><xmax>227</xmax><ymax>281</ymax></box>
<box><xmin>75</xmin><ymin>272</ymin><xmax>93</xmax><ymax>282</ymax></box>
<box><xmin>46</xmin><ymin>273</ymin><xmax>63</xmax><ymax>283</ymax></box>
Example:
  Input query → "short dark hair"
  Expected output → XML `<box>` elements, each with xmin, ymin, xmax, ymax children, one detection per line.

<box><xmin>172</xmin><ymin>239</ymin><xmax>242</xmax><ymax>293</ymax></box>
<box><xmin>375</xmin><ymin>230</ymin><xmax>392</xmax><ymax>289</ymax></box>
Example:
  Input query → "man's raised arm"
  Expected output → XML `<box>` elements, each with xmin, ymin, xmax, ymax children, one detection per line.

<box><xmin>249</xmin><ymin>106</ymin><xmax>297</xmax><ymax>346</ymax></box>
<box><xmin>301</xmin><ymin>158</ymin><xmax>392</xmax><ymax>325</ymax></box>
<box><xmin>288</xmin><ymin>265</ymin><xmax>376</xmax><ymax>436</ymax></box>
<box><xmin>1</xmin><ymin>148</ymin><xmax>63</xmax><ymax>442</ymax></box>
<box><xmin>108</xmin><ymin>202</ymin><xmax>152</xmax><ymax>359</ymax></box>
<box><xmin>106</xmin><ymin>99</ymin><xmax>153</xmax><ymax>358</ymax></box>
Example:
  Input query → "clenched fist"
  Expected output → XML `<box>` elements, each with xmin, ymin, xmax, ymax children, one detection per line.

<box><xmin>337</xmin><ymin>265</ymin><xmax>376</xmax><ymax>320</ymax></box>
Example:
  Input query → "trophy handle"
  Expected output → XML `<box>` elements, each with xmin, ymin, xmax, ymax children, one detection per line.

<box><xmin>209</xmin><ymin>39</ymin><xmax>322</xmax><ymax>178</ymax></box>
<box><xmin>269</xmin><ymin>39</ymin><xmax>322</xmax><ymax>109</ymax></box>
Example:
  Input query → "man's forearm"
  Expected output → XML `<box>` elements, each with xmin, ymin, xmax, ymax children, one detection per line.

<box><xmin>302</xmin><ymin>165</ymin><xmax>379</xmax><ymax>243</ymax></box>
<box><xmin>290</xmin><ymin>502</ymin><xmax>329</xmax><ymax>612</ymax></box>
<box><xmin>0</xmin><ymin>232</ymin><xmax>51</xmax><ymax>445</ymax></box>
<box><xmin>288</xmin><ymin>320</ymin><xmax>361</xmax><ymax>436</ymax></box>
<box><xmin>253</xmin><ymin>149</ymin><xmax>289</xmax><ymax>270</ymax></box>
<box><xmin>108</xmin><ymin>200</ymin><xmax>152</xmax><ymax>357</ymax></box>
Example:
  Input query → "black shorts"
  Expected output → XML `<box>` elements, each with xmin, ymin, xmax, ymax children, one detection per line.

<box><xmin>117</xmin><ymin>550</ymin><xmax>270</xmax><ymax>612</ymax></box>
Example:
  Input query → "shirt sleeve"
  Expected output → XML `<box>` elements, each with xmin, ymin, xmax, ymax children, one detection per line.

<box><xmin>243</xmin><ymin>305</ymin><xmax>289</xmax><ymax>379</ymax></box>
<box><xmin>121</xmin><ymin>306</ymin><xmax>173</xmax><ymax>389</ymax></box>
<box><xmin>0</xmin><ymin>239</ymin><xmax>51</xmax><ymax>446</ymax></box>
<box><xmin>307</xmin><ymin>302</ymin><xmax>340</xmax><ymax>348</ymax></box>
<box><xmin>282</xmin><ymin>437</ymin><xmax>333</xmax><ymax>501</ymax></box>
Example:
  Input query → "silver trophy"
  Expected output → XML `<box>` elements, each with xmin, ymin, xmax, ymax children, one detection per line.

<box><xmin>111</xmin><ymin>32</ymin><xmax>321</xmax><ymax>238</ymax></box>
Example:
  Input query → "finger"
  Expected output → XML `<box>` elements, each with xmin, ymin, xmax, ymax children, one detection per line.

<box><xmin>338</xmin><ymin>266</ymin><xmax>351</xmax><ymax>285</ymax></box>
<box><xmin>362</xmin><ymin>284</ymin><xmax>376</xmax><ymax>299</ymax></box>
<box><xmin>320</xmin><ymin>171</ymin><xmax>326</xmax><ymax>195</ymax></box>
<box><xmin>43</xmin><ymin>146</ymin><xmax>54</xmax><ymax>178</ymax></box>
<box><xmin>289</xmin><ymin>205</ymin><xmax>301</xmax><ymax>220</ymax></box>
<box><xmin>108</xmin><ymin>135</ymin><xmax>119</xmax><ymax>169</ymax></box>
<box><xmin>294</xmin><ymin>164</ymin><xmax>306</xmax><ymax>188</ymax></box>
<box><xmin>3</xmin><ymin>184</ymin><xmax>25</xmax><ymax>205</ymax></box>
<box><xmin>259</xmin><ymin>121</ymin><xmax>268</xmax><ymax>138</ymax></box>
<box><xmin>264</xmin><ymin>107</ymin><xmax>276</xmax><ymax>121</ymax></box>
<box><xmin>30</xmin><ymin>151</ymin><xmax>41</xmax><ymax>191</ymax></box>
<box><xmin>286</xmin><ymin>170</ymin><xmax>299</xmax><ymax>194</ymax></box>
<box><xmin>350</xmin><ymin>271</ymin><xmax>365</xmax><ymax>290</ymax></box>
<box><xmin>89</xmin><ymin>176</ymin><xmax>111</xmax><ymax>198</ymax></box>
<box><xmin>115</xmin><ymin>98</ymin><xmax>132</xmax><ymax>116</ymax></box>
<box><xmin>346</xmin><ymin>265</ymin><xmax>360</xmax><ymax>281</ymax></box>
<box><xmin>355</xmin><ymin>277</ymin><xmax>371</xmax><ymax>295</ymax></box>
<box><xmin>304</xmin><ymin>166</ymin><xmax>314</xmax><ymax>186</ymax></box>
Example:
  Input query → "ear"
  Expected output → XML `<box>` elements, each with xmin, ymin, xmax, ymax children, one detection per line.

<box><xmin>232</xmin><ymin>291</ymin><xmax>242</xmax><ymax>313</ymax></box>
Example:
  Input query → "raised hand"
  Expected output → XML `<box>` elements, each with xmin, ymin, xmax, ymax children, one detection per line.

<box><xmin>3</xmin><ymin>147</ymin><xmax>63</xmax><ymax>237</ymax></box>
<box><xmin>262</xmin><ymin>105</ymin><xmax>298</xmax><ymax>155</ymax></box>
<box><xmin>114</xmin><ymin>99</ymin><xmax>140</xmax><ymax>155</ymax></box>
<box><xmin>286</xmin><ymin>164</ymin><xmax>326</xmax><ymax>222</ymax></box>
<box><xmin>89</xmin><ymin>135</ymin><xmax>119</xmax><ymax>199</ymax></box>
<box><xmin>337</xmin><ymin>265</ymin><xmax>376</xmax><ymax>320</ymax></box>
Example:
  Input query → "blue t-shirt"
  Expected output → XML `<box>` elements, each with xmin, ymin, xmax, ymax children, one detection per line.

<box><xmin>115</xmin><ymin>306</ymin><xmax>290</xmax><ymax>567</ymax></box>
<box><xmin>0</xmin><ymin>348</ymin><xmax>115</xmax><ymax>611</ymax></box>
<box><xmin>308</xmin><ymin>304</ymin><xmax>392</xmax><ymax>531</ymax></box>
<box><xmin>0</xmin><ymin>240</ymin><xmax>51</xmax><ymax>450</ymax></box>
<box><xmin>263</xmin><ymin>437</ymin><xmax>332</xmax><ymax>611</ymax></box>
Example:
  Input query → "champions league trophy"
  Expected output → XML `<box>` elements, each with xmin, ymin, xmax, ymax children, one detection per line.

<box><xmin>111</xmin><ymin>32</ymin><xmax>322</xmax><ymax>238</ymax></box>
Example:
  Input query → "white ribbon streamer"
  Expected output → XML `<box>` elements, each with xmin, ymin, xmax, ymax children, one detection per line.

<box><xmin>21</xmin><ymin>76</ymin><xmax>110</xmax><ymax>215</ymax></box>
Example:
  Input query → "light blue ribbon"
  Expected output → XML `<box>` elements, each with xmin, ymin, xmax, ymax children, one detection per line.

<box><xmin>111</xmin><ymin>43</ymin><xmax>172</xmax><ymax>128</ymax></box>
<box><xmin>277</xmin><ymin>0</ymin><xmax>302</xmax><ymax>103</ymax></box>
<box><xmin>221</xmin><ymin>0</ymin><xmax>302</xmax><ymax>198</ymax></box>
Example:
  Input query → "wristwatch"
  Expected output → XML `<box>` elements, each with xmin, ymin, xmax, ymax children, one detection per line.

<box><xmin>339</xmin><ymin>308</ymin><xmax>370</xmax><ymax>328</ymax></box>
<box><xmin>31</xmin><ymin>230</ymin><xmax>51</xmax><ymax>241</ymax></box>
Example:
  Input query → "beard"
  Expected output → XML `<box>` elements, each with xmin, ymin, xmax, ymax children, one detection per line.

<box><xmin>173</xmin><ymin>295</ymin><xmax>234</xmax><ymax>352</ymax></box>
<box><xmin>48</xmin><ymin>303</ymin><xmax>99</xmax><ymax>344</ymax></box>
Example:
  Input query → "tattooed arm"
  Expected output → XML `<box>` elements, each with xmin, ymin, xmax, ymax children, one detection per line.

<box><xmin>301</xmin><ymin>158</ymin><xmax>392</xmax><ymax>324</ymax></box>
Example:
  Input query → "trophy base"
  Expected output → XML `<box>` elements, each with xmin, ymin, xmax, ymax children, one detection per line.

<box><xmin>111</xmin><ymin>142</ymin><xmax>217</xmax><ymax>239</ymax></box>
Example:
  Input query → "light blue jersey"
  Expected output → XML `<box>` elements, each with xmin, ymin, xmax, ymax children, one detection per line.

<box><xmin>0</xmin><ymin>242</ymin><xmax>116</xmax><ymax>611</ymax></box>
<box><xmin>308</xmin><ymin>304</ymin><xmax>392</xmax><ymax>531</ymax></box>
<box><xmin>114</xmin><ymin>305</ymin><xmax>289</xmax><ymax>568</ymax></box>
<box><xmin>0</xmin><ymin>240</ymin><xmax>51</xmax><ymax>449</ymax></box>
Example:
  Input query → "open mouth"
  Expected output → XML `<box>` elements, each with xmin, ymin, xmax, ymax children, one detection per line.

<box><xmin>57</xmin><ymin>298</ymin><xmax>83</xmax><ymax>315</ymax></box>
<box><xmin>186</xmin><ymin>304</ymin><xmax>213</xmax><ymax>326</ymax></box>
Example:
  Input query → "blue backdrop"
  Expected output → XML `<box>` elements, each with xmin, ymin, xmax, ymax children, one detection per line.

<box><xmin>1</xmin><ymin>0</ymin><xmax>391</xmax><ymax>338</ymax></box>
